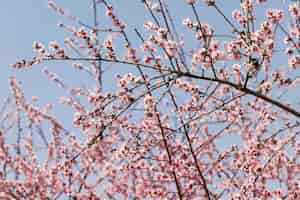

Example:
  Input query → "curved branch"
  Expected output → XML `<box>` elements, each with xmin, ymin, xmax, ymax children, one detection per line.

<box><xmin>46</xmin><ymin>57</ymin><xmax>300</xmax><ymax>119</ymax></box>
<box><xmin>180</xmin><ymin>71</ymin><xmax>300</xmax><ymax>119</ymax></box>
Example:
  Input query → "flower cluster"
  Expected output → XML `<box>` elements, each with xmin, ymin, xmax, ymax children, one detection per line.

<box><xmin>232</xmin><ymin>10</ymin><xmax>247</xmax><ymax>27</ymax></box>
<box><xmin>105</xmin><ymin>5</ymin><xmax>126</xmax><ymax>30</ymax></box>
<box><xmin>266</xmin><ymin>8</ymin><xmax>284</xmax><ymax>24</ymax></box>
<box><xmin>103</xmin><ymin>37</ymin><xmax>116</xmax><ymax>60</ymax></box>
<box><xmin>125</xmin><ymin>47</ymin><xmax>139</xmax><ymax>63</ymax></box>
<box><xmin>289</xmin><ymin>3</ymin><xmax>300</xmax><ymax>18</ymax></box>
<box><xmin>10</xmin><ymin>57</ymin><xmax>41</xmax><ymax>69</ymax></box>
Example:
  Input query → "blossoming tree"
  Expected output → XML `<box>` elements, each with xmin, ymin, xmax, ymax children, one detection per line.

<box><xmin>2</xmin><ymin>0</ymin><xmax>300</xmax><ymax>199</ymax></box>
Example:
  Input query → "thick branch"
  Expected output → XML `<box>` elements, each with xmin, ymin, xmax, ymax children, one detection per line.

<box><xmin>46</xmin><ymin>57</ymin><xmax>300</xmax><ymax>119</ymax></box>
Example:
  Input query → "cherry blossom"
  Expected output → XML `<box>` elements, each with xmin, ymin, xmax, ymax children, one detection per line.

<box><xmin>4</xmin><ymin>0</ymin><xmax>300</xmax><ymax>199</ymax></box>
